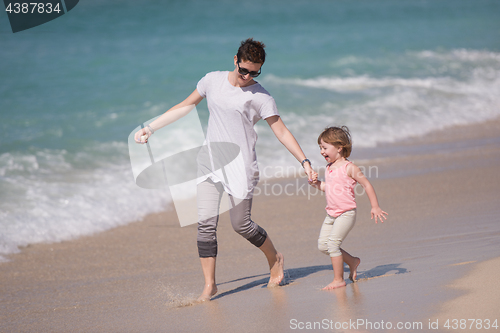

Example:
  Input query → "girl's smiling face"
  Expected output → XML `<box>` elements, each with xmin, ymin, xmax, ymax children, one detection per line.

<box><xmin>319</xmin><ymin>139</ymin><xmax>343</xmax><ymax>164</ymax></box>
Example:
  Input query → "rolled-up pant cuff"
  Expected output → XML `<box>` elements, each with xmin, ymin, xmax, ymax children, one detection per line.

<box><xmin>197</xmin><ymin>240</ymin><xmax>218</xmax><ymax>258</ymax></box>
<box><xmin>246</xmin><ymin>226</ymin><xmax>267</xmax><ymax>248</ymax></box>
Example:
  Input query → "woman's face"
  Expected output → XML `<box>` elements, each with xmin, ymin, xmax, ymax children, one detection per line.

<box><xmin>232</xmin><ymin>56</ymin><xmax>262</xmax><ymax>87</ymax></box>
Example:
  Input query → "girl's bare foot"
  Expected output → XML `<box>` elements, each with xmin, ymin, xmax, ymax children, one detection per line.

<box><xmin>267</xmin><ymin>252</ymin><xmax>284</xmax><ymax>288</ymax></box>
<box><xmin>322</xmin><ymin>280</ymin><xmax>346</xmax><ymax>290</ymax></box>
<box><xmin>197</xmin><ymin>284</ymin><xmax>218</xmax><ymax>302</ymax></box>
<box><xmin>348</xmin><ymin>257</ymin><xmax>360</xmax><ymax>282</ymax></box>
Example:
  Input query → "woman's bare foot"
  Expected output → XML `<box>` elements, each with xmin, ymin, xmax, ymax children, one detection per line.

<box><xmin>322</xmin><ymin>280</ymin><xmax>346</xmax><ymax>290</ymax></box>
<box><xmin>197</xmin><ymin>284</ymin><xmax>218</xmax><ymax>302</ymax></box>
<box><xmin>267</xmin><ymin>252</ymin><xmax>285</xmax><ymax>288</ymax></box>
<box><xmin>348</xmin><ymin>257</ymin><xmax>360</xmax><ymax>282</ymax></box>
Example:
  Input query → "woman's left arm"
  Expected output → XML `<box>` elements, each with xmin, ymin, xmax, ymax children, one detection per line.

<box><xmin>266</xmin><ymin>115</ymin><xmax>317</xmax><ymax>181</ymax></box>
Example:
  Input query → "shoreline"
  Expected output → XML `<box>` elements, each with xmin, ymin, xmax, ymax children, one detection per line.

<box><xmin>2</xmin><ymin>117</ymin><xmax>500</xmax><ymax>332</ymax></box>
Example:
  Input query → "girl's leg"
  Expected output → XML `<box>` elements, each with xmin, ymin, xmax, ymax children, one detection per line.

<box><xmin>197</xmin><ymin>179</ymin><xmax>224</xmax><ymax>301</ymax></box>
<box><xmin>323</xmin><ymin>255</ymin><xmax>346</xmax><ymax>290</ymax></box>
<box><xmin>340</xmin><ymin>248</ymin><xmax>360</xmax><ymax>282</ymax></box>
<box><xmin>318</xmin><ymin>215</ymin><xmax>334</xmax><ymax>255</ymax></box>
<box><xmin>323</xmin><ymin>209</ymin><xmax>357</xmax><ymax>290</ymax></box>
<box><xmin>323</xmin><ymin>249</ymin><xmax>360</xmax><ymax>290</ymax></box>
<box><xmin>229</xmin><ymin>196</ymin><xmax>284</xmax><ymax>287</ymax></box>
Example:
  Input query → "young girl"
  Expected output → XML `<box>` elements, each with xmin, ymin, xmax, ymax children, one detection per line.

<box><xmin>310</xmin><ymin>126</ymin><xmax>387</xmax><ymax>290</ymax></box>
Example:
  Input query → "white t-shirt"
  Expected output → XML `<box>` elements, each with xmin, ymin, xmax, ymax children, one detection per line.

<box><xmin>196</xmin><ymin>71</ymin><xmax>279</xmax><ymax>199</ymax></box>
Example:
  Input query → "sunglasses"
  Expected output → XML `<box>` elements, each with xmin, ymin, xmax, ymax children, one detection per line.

<box><xmin>237</xmin><ymin>61</ymin><xmax>262</xmax><ymax>78</ymax></box>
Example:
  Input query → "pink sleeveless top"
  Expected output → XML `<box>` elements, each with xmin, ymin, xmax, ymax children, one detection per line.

<box><xmin>325</xmin><ymin>161</ymin><xmax>357</xmax><ymax>217</ymax></box>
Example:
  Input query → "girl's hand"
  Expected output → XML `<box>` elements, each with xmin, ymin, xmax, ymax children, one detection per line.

<box><xmin>308</xmin><ymin>171</ymin><xmax>319</xmax><ymax>185</ymax></box>
<box><xmin>303</xmin><ymin>163</ymin><xmax>317</xmax><ymax>182</ymax></box>
<box><xmin>309</xmin><ymin>171</ymin><xmax>318</xmax><ymax>184</ymax></box>
<box><xmin>371</xmin><ymin>207</ymin><xmax>388</xmax><ymax>224</ymax></box>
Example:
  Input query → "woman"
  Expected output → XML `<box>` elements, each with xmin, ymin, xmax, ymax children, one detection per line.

<box><xmin>135</xmin><ymin>38</ymin><xmax>316</xmax><ymax>301</ymax></box>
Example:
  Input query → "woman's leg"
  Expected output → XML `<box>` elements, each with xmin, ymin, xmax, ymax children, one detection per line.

<box><xmin>229</xmin><ymin>197</ymin><xmax>284</xmax><ymax>287</ymax></box>
<box><xmin>197</xmin><ymin>179</ymin><xmax>224</xmax><ymax>301</ymax></box>
<box><xmin>198</xmin><ymin>257</ymin><xmax>217</xmax><ymax>301</ymax></box>
<box><xmin>258</xmin><ymin>236</ymin><xmax>284</xmax><ymax>287</ymax></box>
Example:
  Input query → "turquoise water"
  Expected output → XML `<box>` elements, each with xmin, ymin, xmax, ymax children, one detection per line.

<box><xmin>1</xmin><ymin>0</ymin><xmax>499</xmax><ymax>258</ymax></box>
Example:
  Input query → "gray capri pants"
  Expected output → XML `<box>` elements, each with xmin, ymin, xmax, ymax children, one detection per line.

<box><xmin>197</xmin><ymin>179</ymin><xmax>267</xmax><ymax>258</ymax></box>
<box><xmin>318</xmin><ymin>209</ymin><xmax>356</xmax><ymax>257</ymax></box>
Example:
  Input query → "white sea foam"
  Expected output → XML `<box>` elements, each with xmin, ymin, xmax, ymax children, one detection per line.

<box><xmin>416</xmin><ymin>49</ymin><xmax>500</xmax><ymax>62</ymax></box>
<box><xmin>0</xmin><ymin>142</ymin><xmax>171</xmax><ymax>260</ymax></box>
<box><xmin>261</xmin><ymin>49</ymin><xmax>500</xmax><ymax>154</ymax></box>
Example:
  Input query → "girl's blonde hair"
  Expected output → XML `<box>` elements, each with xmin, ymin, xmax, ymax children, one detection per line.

<box><xmin>317</xmin><ymin>126</ymin><xmax>352</xmax><ymax>158</ymax></box>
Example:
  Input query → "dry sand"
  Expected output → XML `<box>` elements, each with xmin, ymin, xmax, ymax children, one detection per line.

<box><xmin>1</xmin><ymin>119</ymin><xmax>500</xmax><ymax>332</ymax></box>
<box><xmin>432</xmin><ymin>256</ymin><xmax>500</xmax><ymax>328</ymax></box>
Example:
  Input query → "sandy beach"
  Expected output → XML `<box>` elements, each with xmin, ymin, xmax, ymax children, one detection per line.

<box><xmin>1</xmin><ymin>119</ymin><xmax>500</xmax><ymax>333</ymax></box>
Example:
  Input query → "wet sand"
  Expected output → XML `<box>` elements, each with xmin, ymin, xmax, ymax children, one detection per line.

<box><xmin>1</xmin><ymin>119</ymin><xmax>500</xmax><ymax>332</ymax></box>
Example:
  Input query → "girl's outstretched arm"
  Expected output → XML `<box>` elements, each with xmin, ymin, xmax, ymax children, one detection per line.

<box><xmin>266</xmin><ymin>115</ymin><xmax>317</xmax><ymax>181</ymax></box>
<box><xmin>348</xmin><ymin>163</ymin><xmax>388</xmax><ymax>223</ymax></box>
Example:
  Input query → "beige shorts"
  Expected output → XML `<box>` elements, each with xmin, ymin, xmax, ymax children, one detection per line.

<box><xmin>317</xmin><ymin>209</ymin><xmax>356</xmax><ymax>257</ymax></box>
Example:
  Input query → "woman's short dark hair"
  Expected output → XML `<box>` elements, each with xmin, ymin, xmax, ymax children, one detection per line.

<box><xmin>237</xmin><ymin>38</ymin><xmax>266</xmax><ymax>64</ymax></box>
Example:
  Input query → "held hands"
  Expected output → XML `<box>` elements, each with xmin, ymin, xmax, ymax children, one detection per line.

<box><xmin>303</xmin><ymin>163</ymin><xmax>318</xmax><ymax>184</ymax></box>
<box><xmin>308</xmin><ymin>175</ymin><xmax>319</xmax><ymax>185</ymax></box>
<box><xmin>134</xmin><ymin>126</ymin><xmax>154</xmax><ymax>144</ymax></box>
<box><xmin>371</xmin><ymin>207</ymin><xmax>388</xmax><ymax>224</ymax></box>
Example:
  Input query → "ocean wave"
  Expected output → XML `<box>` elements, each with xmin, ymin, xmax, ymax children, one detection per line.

<box><xmin>416</xmin><ymin>49</ymin><xmax>500</xmax><ymax>62</ymax></box>
<box><xmin>267</xmin><ymin>74</ymin><xmax>461</xmax><ymax>92</ymax></box>
<box><xmin>0</xmin><ymin>142</ymin><xmax>171</xmax><ymax>260</ymax></box>
<box><xmin>261</xmin><ymin>49</ymin><xmax>500</xmax><ymax>149</ymax></box>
